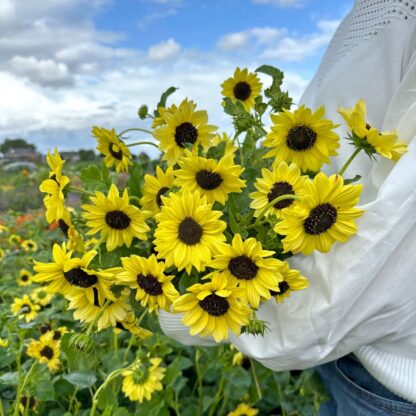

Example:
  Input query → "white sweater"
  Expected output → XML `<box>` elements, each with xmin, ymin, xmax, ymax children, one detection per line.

<box><xmin>159</xmin><ymin>0</ymin><xmax>416</xmax><ymax>403</ymax></box>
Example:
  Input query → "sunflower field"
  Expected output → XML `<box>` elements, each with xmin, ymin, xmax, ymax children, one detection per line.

<box><xmin>0</xmin><ymin>65</ymin><xmax>407</xmax><ymax>416</ymax></box>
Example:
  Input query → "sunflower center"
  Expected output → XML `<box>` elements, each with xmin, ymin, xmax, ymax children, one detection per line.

<box><xmin>199</xmin><ymin>293</ymin><xmax>230</xmax><ymax>316</ymax></box>
<box><xmin>278</xmin><ymin>280</ymin><xmax>290</xmax><ymax>294</ymax></box>
<box><xmin>40</xmin><ymin>345</ymin><xmax>54</xmax><ymax>359</ymax></box>
<box><xmin>109</xmin><ymin>143</ymin><xmax>123</xmax><ymax>160</ymax></box>
<box><xmin>137</xmin><ymin>273</ymin><xmax>163</xmax><ymax>296</ymax></box>
<box><xmin>228</xmin><ymin>255</ymin><xmax>259</xmax><ymax>280</ymax></box>
<box><xmin>175</xmin><ymin>122</ymin><xmax>198</xmax><ymax>148</ymax></box>
<box><xmin>64</xmin><ymin>268</ymin><xmax>98</xmax><ymax>288</ymax></box>
<box><xmin>93</xmin><ymin>287</ymin><xmax>100</xmax><ymax>307</ymax></box>
<box><xmin>233</xmin><ymin>81</ymin><xmax>252</xmax><ymax>101</ymax></box>
<box><xmin>267</xmin><ymin>181</ymin><xmax>295</xmax><ymax>209</ymax></box>
<box><xmin>58</xmin><ymin>219</ymin><xmax>70</xmax><ymax>238</ymax></box>
<box><xmin>132</xmin><ymin>367</ymin><xmax>149</xmax><ymax>385</ymax></box>
<box><xmin>52</xmin><ymin>330</ymin><xmax>62</xmax><ymax>341</ymax></box>
<box><xmin>286</xmin><ymin>125</ymin><xmax>317</xmax><ymax>151</ymax></box>
<box><xmin>156</xmin><ymin>186</ymin><xmax>170</xmax><ymax>207</ymax></box>
<box><xmin>27</xmin><ymin>242</ymin><xmax>34</xmax><ymax>248</ymax></box>
<box><xmin>196</xmin><ymin>170</ymin><xmax>223</xmax><ymax>190</ymax></box>
<box><xmin>303</xmin><ymin>203</ymin><xmax>337</xmax><ymax>235</ymax></box>
<box><xmin>105</xmin><ymin>210</ymin><xmax>131</xmax><ymax>230</ymax></box>
<box><xmin>40</xmin><ymin>324</ymin><xmax>52</xmax><ymax>334</ymax></box>
<box><xmin>21</xmin><ymin>304</ymin><xmax>31</xmax><ymax>314</ymax></box>
<box><xmin>21</xmin><ymin>274</ymin><xmax>29</xmax><ymax>282</ymax></box>
<box><xmin>178</xmin><ymin>217</ymin><xmax>203</xmax><ymax>245</ymax></box>
<box><xmin>20</xmin><ymin>396</ymin><xmax>36</xmax><ymax>409</ymax></box>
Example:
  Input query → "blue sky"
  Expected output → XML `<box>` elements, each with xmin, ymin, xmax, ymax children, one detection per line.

<box><xmin>0</xmin><ymin>0</ymin><xmax>353</xmax><ymax>152</ymax></box>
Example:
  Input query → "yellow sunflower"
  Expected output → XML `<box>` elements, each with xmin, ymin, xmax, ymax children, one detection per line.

<box><xmin>8</xmin><ymin>234</ymin><xmax>21</xmax><ymax>245</ymax></box>
<box><xmin>175</xmin><ymin>150</ymin><xmax>245</xmax><ymax>205</ymax></box>
<box><xmin>154</xmin><ymin>190</ymin><xmax>226</xmax><ymax>273</ymax></box>
<box><xmin>82</xmin><ymin>184</ymin><xmax>150</xmax><ymax>252</ymax></box>
<box><xmin>275</xmin><ymin>172</ymin><xmax>364</xmax><ymax>255</ymax></box>
<box><xmin>338</xmin><ymin>99</ymin><xmax>408</xmax><ymax>161</ymax></box>
<box><xmin>270</xmin><ymin>262</ymin><xmax>309</xmax><ymax>303</ymax></box>
<box><xmin>0</xmin><ymin>338</ymin><xmax>9</xmax><ymax>348</ymax></box>
<box><xmin>173</xmin><ymin>272</ymin><xmax>252</xmax><ymax>342</ymax></box>
<box><xmin>17</xmin><ymin>269</ymin><xmax>32</xmax><ymax>286</ymax></box>
<box><xmin>27</xmin><ymin>333</ymin><xmax>61</xmax><ymax>372</ymax></box>
<box><xmin>33</xmin><ymin>243</ymin><xmax>115</xmax><ymax>300</ymax></box>
<box><xmin>228</xmin><ymin>403</ymin><xmax>259</xmax><ymax>416</ymax></box>
<box><xmin>46</xmin><ymin>148</ymin><xmax>65</xmax><ymax>174</ymax></box>
<box><xmin>30</xmin><ymin>287</ymin><xmax>54</xmax><ymax>307</ymax></box>
<box><xmin>152</xmin><ymin>101</ymin><xmax>196</xmax><ymax>129</ymax></box>
<box><xmin>67</xmin><ymin>287</ymin><xmax>130</xmax><ymax>331</ymax></box>
<box><xmin>114</xmin><ymin>312</ymin><xmax>153</xmax><ymax>339</ymax></box>
<box><xmin>250</xmin><ymin>161</ymin><xmax>307</xmax><ymax>218</ymax></box>
<box><xmin>209</xmin><ymin>234</ymin><xmax>284</xmax><ymax>308</ymax></box>
<box><xmin>210</xmin><ymin>132</ymin><xmax>238</xmax><ymax>156</ymax></box>
<box><xmin>122</xmin><ymin>357</ymin><xmax>165</xmax><ymax>403</ymax></box>
<box><xmin>44</xmin><ymin>326</ymin><xmax>67</xmax><ymax>342</ymax></box>
<box><xmin>18</xmin><ymin>396</ymin><xmax>38</xmax><ymax>414</ymax></box>
<box><xmin>93</xmin><ymin>126</ymin><xmax>133</xmax><ymax>172</ymax></box>
<box><xmin>56</xmin><ymin>208</ymin><xmax>85</xmax><ymax>252</ymax></box>
<box><xmin>221</xmin><ymin>67</ymin><xmax>262</xmax><ymax>112</ymax></box>
<box><xmin>263</xmin><ymin>106</ymin><xmax>340</xmax><ymax>172</ymax></box>
<box><xmin>153</xmin><ymin>99</ymin><xmax>217</xmax><ymax>165</ymax></box>
<box><xmin>0</xmin><ymin>224</ymin><xmax>9</xmax><ymax>234</ymax></box>
<box><xmin>117</xmin><ymin>254</ymin><xmax>179</xmax><ymax>313</ymax></box>
<box><xmin>140</xmin><ymin>165</ymin><xmax>175</xmax><ymax>215</ymax></box>
<box><xmin>11</xmin><ymin>295</ymin><xmax>40</xmax><ymax>322</ymax></box>
<box><xmin>21</xmin><ymin>239</ymin><xmax>38</xmax><ymax>252</ymax></box>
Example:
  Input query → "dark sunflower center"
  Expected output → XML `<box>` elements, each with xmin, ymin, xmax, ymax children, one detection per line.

<box><xmin>63</xmin><ymin>267</ymin><xmax>98</xmax><ymax>288</ymax></box>
<box><xmin>233</xmin><ymin>81</ymin><xmax>252</xmax><ymax>101</ymax></box>
<box><xmin>27</xmin><ymin>242</ymin><xmax>34</xmax><ymax>248</ymax></box>
<box><xmin>195</xmin><ymin>170</ymin><xmax>223</xmax><ymax>190</ymax></box>
<box><xmin>278</xmin><ymin>281</ymin><xmax>290</xmax><ymax>294</ymax></box>
<box><xmin>58</xmin><ymin>219</ymin><xmax>70</xmax><ymax>238</ymax></box>
<box><xmin>137</xmin><ymin>273</ymin><xmax>163</xmax><ymax>296</ymax></box>
<box><xmin>178</xmin><ymin>217</ymin><xmax>203</xmax><ymax>245</ymax></box>
<box><xmin>92</xmin><ymin>287</ymin><xmax>100</xmax><ymax>307</ymax></box>
<box><xmin>40</xmin><ymin>345</ymin><xmax>54</xmax><ymax>359</ymax></box>
<box><xmin>20</xmin><ymin>396</ymin><xmax>36</xmax><ymax>409</ymax></box>
<box><xmin>175</xmin><ymin>122</ymin><xmax>198</xmax><ymax>148</ymax></box>
<box><xmin>156</xmin><ymin>186</ymin><xmax>170</xmax><ymax>207</ymax></box>
<box><xmin>21</xmin><ymin>274</ymin><xmax>29</xmax><ymax>282</ymax></box>
<box><xmin>286</xmin><ymin>125</ymin><xmax>317</xmax><ymax>151</ymax></box>
<box><xmin>267</xmin><ymin>181</ymin><xmax>295</xmax><ymax>209</ymax></box>
<box><xmin>105</xmin><ymin>210</ymin><xmax>131</xmax><ymax>230</ymax></box>
<box><xmin>21</xmin><ymin>304</ymin><xmax>31</xmax><ymax>314</ymax></box>
<box><xmin>52</xmin><ymin>330</ymin><xmax>62</xmax><ymax>341</ymax></box>
<box><xmin>228</xmin><ymin>255</ymin><xmax>259</xmax><ymax>280</ymax></box>
<box><xmin>303</xmin><ymin>203</ymin><xmax>337</xmax><ymax>235</ymax></box>
<box><xmin>109</xmin><ymin>143</ymin><xmax>123</xmax><ymax>160</ymax></box>
<box><xmin>40</xmin><ymin>324</ymin><xmax>51</xmax><ymax>334</ymax></box>
<box><xmin>199</xmin><ymin>293</ymin><xmax>229</xmax><ymax>316</ymax></box>
<box><xmin>50</xmin><ymin>174</ymin><xmax>59</xmax><ymax>184</ymax></box>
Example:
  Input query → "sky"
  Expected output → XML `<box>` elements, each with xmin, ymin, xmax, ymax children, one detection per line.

<box><xmin>0</xmin><ymin>0</ymin><xmax>353</xmax><ymax>153</ymax></box>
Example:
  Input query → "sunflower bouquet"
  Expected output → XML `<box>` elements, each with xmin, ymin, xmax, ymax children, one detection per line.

<box><xmin>34</xmin><ymin>65</ymin><xmax>408</xmax><ymax>350</ymax></box>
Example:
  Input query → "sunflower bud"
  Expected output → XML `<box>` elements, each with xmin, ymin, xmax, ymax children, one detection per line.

<box><xmin>138</xmin><ymin>105</ymin><xmax>149</xmax><ymax>120</ymax></box>
<box><xmin>68</xmin><ymin>333</ymin><xmax>95</xmax><ymax>355</ymax></box>
<box><xmin>233</xmin><ymin>112</ymin><xmax>254</xmax><ymax>132</ymax></box>
<box><xmin>241</xmin><ymin>314</ymin><xmax>269</xmax><ymax>337</ymax></box>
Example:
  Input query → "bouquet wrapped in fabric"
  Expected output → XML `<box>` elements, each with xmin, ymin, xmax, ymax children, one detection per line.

<box><xmin>28</xmin><ymin>65</ymin><xmax>407</xmax><ymax>405</ymax></box>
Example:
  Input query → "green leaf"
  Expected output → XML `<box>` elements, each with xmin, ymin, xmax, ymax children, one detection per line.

<box><xmin>179</xmin><ymin>272</ymin><xmax>198</xmax><ymax>294</ymax></box>
<box><xmin>62</xmin><ymin>372</ymin><xmax>97</xmax><ymax>389</ymax></box>
<box><xmin>34</xmin><ymin>379</ymin><xmax>55</xmax><ymax>401</ymax></box>
<box><xmin>344</xmin><ymin>174</ymin><xmax>361</xmax><ymax>185</ymax></box>
<box><xmin>80</xmin><ymin>164</ymin><xmax>111</xmax><ymax>193</ymax></box>
<box><xmin>0</xmin><ymin>372</ymin><xmax>18</xmax><ymax>385</ymax></box>
<box><xmin>97</xmin><ymin>385</ymin><xmax>118</xmax><ymax>411</ymax></box>
<box><xmin>155</xmin><ymin>87</ymin><xmax>178</xmax><ymax>114</ymax></box>
<box><xmin>126</xmin><ymin>163</ymin><xmax>142</xmax><ymax>198</ymax></box>
<box><xmin>255</xmin><ymin>65</ymin><xmax>284</xmax><ymax>89</ymax></box>
<box><xmin>228</xmin><ymin>209</ymin><xmax>241</xmax><ymax>235</ymax></box>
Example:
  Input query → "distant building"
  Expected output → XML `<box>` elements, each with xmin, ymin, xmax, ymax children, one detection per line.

<box><xmin>60</xmin><ymin>151</ymin><xmax>81</xmax><ymax>162</ymax></box>
<box><xmin>2</xmin><ymin>148</ymin><xmax>41</xmax><ymax>163</ymax></box>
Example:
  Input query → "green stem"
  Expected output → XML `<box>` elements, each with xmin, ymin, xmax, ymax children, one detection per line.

<box><xmin>13</xmin><ymin>332</ymin><xmax>24</xmax><ymax>416</ymax></box>
<box><xmin>122</xmin><ymin>334</ymin><xmax>135</xmax><ymax>364</ymax></box>
<box><xmin>20</xmin><ymin>362</ymin><xmax>37</xmax><ymax>394</ymax></box>
<box><xmin>236</xmin><ymin>137</ymin><xmax>244</xmax><ymax>165</ymax></box>
<box><xmin>118</xmin><ymin>127</ymin><xmax>153</xmax><ymax>136</ymax></box>
<box><xmin>253</xmin><ymin>194</ymin><xmax>301</xmax><ymax>227</ymax></box>
<box><xmin>68</xmin><ymin>387</ymin><xmax>79</xmax><ymax>414</ymax></box>
<box><xmin>126</xmin><ymin>140</ymin><xmax>159</xmax><ymax>149</ymax></box>
<box><xmin>86</xmin><ymin>299</ymin><xmax>112</xmax><ymax>336</ymax></box>
<box><xmin>250</xmin><ymin>359</ymin><xmax>262</xmax><ymax>400</ymax></box>
<box><xmin>113</xmin><ymin>331</ymin><xmax>118</xmax><ymax>361</ymax></box>
<box><xmin>69</xmin><ymin>186</ymin><xmax>94</xmax><ymax>197</ymax></box>
<box><xmin>208</xmin><ymin>375</ymin><xmax>225</xmax><ymax>416</ymax></box>
<box><xmin>195</xmin><ymin>350</ymin><xmax>203</xmax><ymax>415</ymax></box>
<box><xmin>0</xmin><ymin>398</ymin><xmax>5</xmax><ymax>416</ymax></box>
<box><xmin>136</xmin><ymin>309</ymin><xmax>148</xmax><ymax>326</ymax></box>
<box><xmin>338</xmin><ymin>148</ymin><xmax>361</xmax><ymax>176</ymax></box>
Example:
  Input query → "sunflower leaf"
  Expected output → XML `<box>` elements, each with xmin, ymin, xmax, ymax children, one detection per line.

<box><xmin>344</xmin><ymin>175</ymin><xmax>361</xmax><ymax>185</ymax></box>
<box><xmin>155</xmin><ymin>86</ymin><xmax>178</xmax><ymax>116</ymax></box>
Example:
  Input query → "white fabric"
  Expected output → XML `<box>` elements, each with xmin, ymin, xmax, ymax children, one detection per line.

<box><xmin>159</xmin><ymin>0</ymin><xmax>416</xmax><ymax>403</ymax></box>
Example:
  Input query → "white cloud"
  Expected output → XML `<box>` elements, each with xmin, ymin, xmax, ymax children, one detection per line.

<box><xmin>148</xmin><ymin>38</ymin><xmax>181</xmax><ymax>61</ymax></box>
<box><xmin>252</xmin><ymin>0</ymin><xmax>306</xmax><ymax>8</ymax></box>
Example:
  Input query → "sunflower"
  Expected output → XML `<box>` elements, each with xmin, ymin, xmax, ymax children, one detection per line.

<box><xmin>21</xmin><ymin>239</ymin><xmax>38</xmax><ymax>252</ymax></box>
<box><xmin>263</xmin><ymin>106</ymin><xmax>340</xmax><ymax>172</ymax></box>
<box><xmin>210</xmin><ymin>132</ymin><xmax>238</xmax><ymax>156</ymax></box>
<box><xmin>0</xmin><ymin>224</ymin><xmax>9</xmax><ymax>234</ymax></box>
<box><xmin>8</xmin><ymin>234</ymin><xmax>21</xmax><ymax>245</ymax></box>
<box><xmin>140</xmin><ymin>166</ymin><xmax>175</xmax><ymax>215</ymax></box>
<box><xmin>93</xmin><ymin>126</ymin><xmax>133</xmax><ymax>172</ymax></box>
<box><xmin>122</xmin><ymin>357</ymin><xmax>165</xmax><ymax>403</ymax></box>
<box><xmin>33</xmin><ymin>243</ymin><xmax>115</xmax><ymax>300</ymax></box>
<box><xmin>27</xmin><ymin>333</ymin><xmax>61</xmax><ymax>371</ymax></box>
<box><xmin>270</xmin><ymin>262</ymin><xmax>309</xmax><ymax>303</ymax></box>
<box><xmin>67</xmin><ymin>287</ymin><xmax>130</xmax><ymax>331</ymax></box>
<box><xmin>56</xmin><ymin>208</ymin><xmax>85</xmax><ymax>252</ymax></box>
<box><xmin>17</xmin><ymin>269</ymin><xmax>32</xmax><ymax>286</ymax></box>
<box><xmin>250</xmin><ymin>161</ymin><xmax>307</xmax><ymax>218</ymax></box>
<box><xmin>30</xmin><ymin>287</ymin><xmax>54</xmax><ymax>307</ymax></box>
<box><xmin>82</xmin><ymin>184</ymin><xmax>149</xmax><ymax>252</ymax></box>
<box><xmin>209</xmin><ymin>234</ymin><xmax>284</xmax><ymax>308</ymax></box>
<box><xmin>153</xmin><ymin>99</ymin><xmax>217</xmax><ymax>165</ymax></box>
<box><xmin>18</xmin><ymin>396</ymin><xmax>38</xmax><ymax>415</ymax></box>
<box><xmin>11</xmin><ymin>295</ymin><xmax>40</xmax><ymax>322</ymax></box>
<box><xmin>175</xmin><ymin>150</ymin><xmax>245</xmax><ymax>205</ymax></box>
<box><xmin>338</xmin><ymin>99</ymin><xmax>408</xmax><ymax>161</ymax></box>
<box><xmin>221</xmin><ymin>67</ymin><xmax>262</xmax><ymax>112</ymax></box>
<box><xmin>152</xmin><ymin>101</ymin><xmax>197</xmax><ymax>129</ymax></box>
<box><xmin>173</xmin><ymin>272</ymin><xmax>252</xmax><ymax>342</ymax></box>
<box><xmin>46</xmin><ymin>148</ymin><xmax>65</xmax><ymax>174</ymax></box>
<box><xmin>0</xmin><ymin>338</ymin><xmax>8</xmax><ymax>348</ymax></box>
<box><xmin>275</xmin><ymin>172</ymin><xmax>364</xmax><ymax>255</ymax></box>
<box><xmin>43</xmin><ymin>326</ymin><xmax>67</xmax><ymax>342</ymax></box>
<box><xmin>117</xmin><ymin>254</ymin><xmax>179</xmax><ymax>313</ymax></box>
<box><xmin>114</xmin><ymin>312</ymin><xmax>153</xmax><ymax>338</ymax></box>
<box><xmin>154</xmin><ymin>190</ymin><xmax>226</xmax><ymax>273</ymax></box>
<box><xmin>228</xmin><ymin>403</ymin><xmax>259</xmax><ymax>416</ymax></box>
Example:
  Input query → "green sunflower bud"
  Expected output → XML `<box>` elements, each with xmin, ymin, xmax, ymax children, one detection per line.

<box><xmin>138</xmin><ymin>105</ymin><xmax>149</xmax><ymax>120</ymax></box>
<box><xmin>241</xmin><ymin>313</ymin><xmax>269</xmax><ymax>337</ymax></box>
<box><xmin>233</xmin><ymin>112</ymin><xmax>255</xmax><ymax>133</ymax></box>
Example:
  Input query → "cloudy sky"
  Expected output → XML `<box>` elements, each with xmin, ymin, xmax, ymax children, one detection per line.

<box><xmin>0</xmin><ymin>0</ymin><xmax>352</xmax><ymax>153</ymax></box>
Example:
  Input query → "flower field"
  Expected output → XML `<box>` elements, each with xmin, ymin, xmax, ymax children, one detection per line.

<box><xmin>0</xmin><ymin>65</ymin><xmax>407</xmax><ymax>415</ymax></box>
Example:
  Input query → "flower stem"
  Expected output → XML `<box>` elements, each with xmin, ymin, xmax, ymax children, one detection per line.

<box><xmin>90</xmin><ymin>368</ymin><xmax>123</xmax><ymax>416</ymax></box>
<box><xmin>338</xmin><ymin>148</ymin><xmax>361</xmax><ymax>176</ymax></box>
<box><xmin>86</xmin><ymin>299</ymin><xmax>112</xmax><ymax>336</ymax></box>
<box><xmin>118</xmin><ymin>127</ymin><xmax>153</xmax><ymax>136</ymax></box>
<box><xmin>250</xmin><ymin>358</ymin><xmax>263</xmax><ymax>400</ymax></box>
<box><xmin>126</xmin><ymin>141</ymin><xmax>159</xmax><ymax>149</ymax></box>
<box><xmin>69</xmin><ymin>186</ymin><xmax>94</xmax><ymax>196</ymax></box>
<box><xmin>13</xmin><ymin>332</ymin><xmax>24</xmax><ymax>416</ymax></box>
